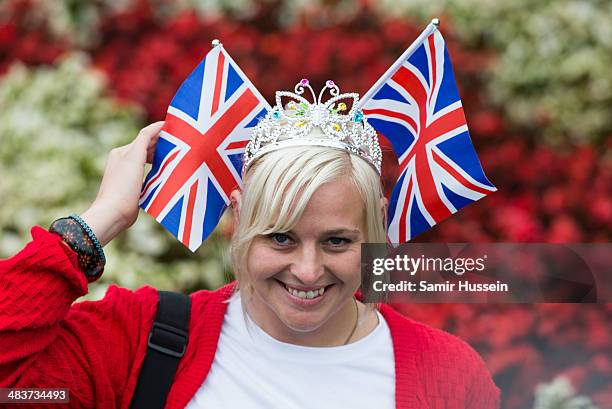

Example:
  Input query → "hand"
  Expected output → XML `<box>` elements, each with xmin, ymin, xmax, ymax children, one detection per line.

<box><xmin>80</xmin><ymin>121</ymin><xmax>164</xmax><ymax>246</ymax></box>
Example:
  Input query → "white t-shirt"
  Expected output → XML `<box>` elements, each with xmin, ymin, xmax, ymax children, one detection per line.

<box><xmin>185</xmin><ymin>293</ymin><xmax>395</xmax><ymax>409</ymax></box>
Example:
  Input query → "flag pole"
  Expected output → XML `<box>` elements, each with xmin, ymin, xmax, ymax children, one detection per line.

<box><xmin>210</xmin><ymin>39</ymin><xmax>272</xmax><ymax>110</ymax></box>
<box><xmin>357</xmin><ymin>18</ymin><xmax>440</xmax><ymax>109</ymax></box>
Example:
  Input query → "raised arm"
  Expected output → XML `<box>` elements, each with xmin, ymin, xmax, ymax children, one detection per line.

<box><xmin>0</xmin><ymin>122</ymin><xmax>165</xmax><ymax>408</ymax></box>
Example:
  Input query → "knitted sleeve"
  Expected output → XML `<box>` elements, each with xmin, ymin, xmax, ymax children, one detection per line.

<box><xmin>382</xmin><ymin>303</ymin><xmax>501</xmax><ymax>409</ymax></box>
<box><xmin>0</xmin><ymin>226</ymin><xmax>158</xmax><ymax>409</ymax></box>
<box><xmin>415</xmin><ymin>322</ymin><xmax>501</xmax><ymax>409</ymax></box>
<box><xmin>465</xmin><ymin>344</ymin><xmax>501</xmax><ymax>408</ymax></box>
<box><xmin>422</xmin><ymin>325</ymin><xmax>501</xmax><ymax>409</ymax></box>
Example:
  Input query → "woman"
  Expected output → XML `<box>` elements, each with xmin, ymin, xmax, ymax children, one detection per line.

<box><xmin>0</xmin><ymin>82</ymin><xmax>500</xmax><ymax>408</ymax></box>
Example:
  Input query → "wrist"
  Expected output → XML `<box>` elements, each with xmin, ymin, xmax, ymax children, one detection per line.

<box><xmin>80</xmin><ymin>203</ymin><xmax>128</xmax><ymax>247</ymax></box>
<box><xmin>49</xmin><ymin>215</ymin><xmax>106</xmax><ymax>282</ymax></box>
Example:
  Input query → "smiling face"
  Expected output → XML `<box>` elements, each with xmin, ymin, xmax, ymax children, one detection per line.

<box><xmin>242</xmin><ymin>177</ymin><xmax>366</xmax><ymax>341</ymax></box>
<box><xmin>229</xmin><ymin>145</ymin><xmax>386</xmax><ymax>345</ymax></box>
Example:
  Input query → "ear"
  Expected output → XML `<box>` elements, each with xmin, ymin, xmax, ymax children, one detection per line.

<box><xmin>380</xmin><ymin>196</ymin><xmax>389</xmax><ymax>227</ymax></box>
<box><xmin>230</xmin><ymin>189</ymin><xmax>242</xmax><ymax>231</ymax></box>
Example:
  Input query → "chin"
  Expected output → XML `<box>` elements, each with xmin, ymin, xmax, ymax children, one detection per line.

<box><xmin>276</xmin><ymin>308</ymin><xmax>330</xmax><ymax>333</ymax></box>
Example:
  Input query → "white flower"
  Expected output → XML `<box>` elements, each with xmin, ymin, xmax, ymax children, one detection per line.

<box><xmin>533</xmin><ymin>376</ymin><xmax>600</xmax><ymax>409</ymax></box>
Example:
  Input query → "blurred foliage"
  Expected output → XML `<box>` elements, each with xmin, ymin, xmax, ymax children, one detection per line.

<box><xmin>0</xmin><ymin>54</ymin><xmax>231</xmax><ymax>300</ymax></box>
<box><xmin>4</xmin><ymin>0</ymin><xmax>611</xmax><ymax>143</ymax></box>
<box><xmin>377</xmin><ymin>0</ymin><xmax>612</xmax><ymax>145</ymax></box>
<box><xmin>401</xmin><ymin>303</ymin><xmax>612</xmax><ymax>408</ymax></box>
<box><xmin>0</xmin><ymin>0</ymin><xmax>361</xmax><ymax>46</ymax></box>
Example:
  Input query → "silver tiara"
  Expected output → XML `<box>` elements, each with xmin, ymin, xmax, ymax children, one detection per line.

<box><xmin>242</xmin><ymin>79</ymin><xmax>382</xmax><ymax>175</ymax></box>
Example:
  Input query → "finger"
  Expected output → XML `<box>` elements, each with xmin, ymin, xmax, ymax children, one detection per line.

<box><xmin>146</xmin><ymin>145</ymin><xmax>157</xmax><ymax>164</ymax></box>
<box><xmin>133</xmin><ymin>121</ymin><xmax>165</xmax><ymax>151</ymax></box>
<box><xmin>147</xmin><ymin>130</ymin><xmax>161</xmax><ymax>149</ymax></box>
<box><xmin>136</xmin><ymin>121</ymin><xmax>164</xmax><ymax>140</ymax></box>
<box><xmin>142</xmin><ymin>120</ymin><xmax>165</xmax><ymax>132</ymax></box>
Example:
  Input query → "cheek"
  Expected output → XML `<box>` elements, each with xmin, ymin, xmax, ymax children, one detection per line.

<box><xmin>324</xmin><ymin>250</ymin><xmax>362</xmax><ymax>282</ymax></box>
<box><xmin>246</xmin><ymin>244</ymin><xmax>286</xmax><ymax>279</ymax></box>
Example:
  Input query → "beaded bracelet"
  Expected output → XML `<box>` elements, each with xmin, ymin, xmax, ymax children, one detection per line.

<box><xmin>49</xmin><ymin>215</ymin><xmax>106</xmax><ymax>282</ymax></box>
<box><xmin>68</xmin><ymin>214</ymin><xmax>106</xmax><ymax>264</ymax></box>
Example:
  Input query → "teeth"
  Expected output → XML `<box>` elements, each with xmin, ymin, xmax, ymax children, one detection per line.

<box><xmin>284</xmin><ymin>284</ymin><xmax>327</xmax><ymax>299</ymax></box>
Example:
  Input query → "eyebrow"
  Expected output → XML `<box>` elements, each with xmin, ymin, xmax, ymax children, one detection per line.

<box><xmin>320</xmin><ymin>228</ymin><xmax>361</xmax><ymax>236</ymax></box>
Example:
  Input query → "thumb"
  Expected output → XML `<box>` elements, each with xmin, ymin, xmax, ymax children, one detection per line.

<box><xmin>132</xmin><ymin>121</ymin><xmax>165</xmax><ymax>163</ymax></box>
<box><xmin>134</xmin><ymin>121</ymin><xmax>165</xmax><ymax>151</ymax></box>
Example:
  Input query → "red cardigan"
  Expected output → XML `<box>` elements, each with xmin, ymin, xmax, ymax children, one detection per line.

<box><xmin>0</xmin><ymin>227</ymin><xmax>500</xmax><ymax>408</ymax></box>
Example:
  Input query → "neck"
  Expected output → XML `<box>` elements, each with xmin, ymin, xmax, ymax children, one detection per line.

<box><xmin>245</xmin><ymin>295</ymin><xmax>359</xmax><ymax>347</ymax></box>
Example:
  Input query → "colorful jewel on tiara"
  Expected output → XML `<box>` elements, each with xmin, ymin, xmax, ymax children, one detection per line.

<box><xmin>242</xmin><ymin>79</ymin><xmax>382</xmax><ymax>175</ymax></box>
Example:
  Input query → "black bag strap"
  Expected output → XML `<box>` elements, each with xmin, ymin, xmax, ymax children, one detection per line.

<box><xmin>129</xmin><ymin>290</ymin><xmax>191</xmax><ymax>409</ymax></box>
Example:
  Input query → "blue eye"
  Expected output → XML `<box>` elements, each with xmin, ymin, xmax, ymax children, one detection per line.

<box><xmin>270</xmin><ymin>233</ymin><xmax>291</xmax><ymax>245</ymax></box>
<box><xmin>327</xmin><ymin>237</ymin><xmax>350</xmax><ymax>246</ymax></box>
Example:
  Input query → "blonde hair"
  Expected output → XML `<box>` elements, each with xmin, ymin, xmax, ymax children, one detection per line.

<box><xmin>230</xmin><ymin>144</ymin><xmax>386</xmax><ymax>293</ymax></box>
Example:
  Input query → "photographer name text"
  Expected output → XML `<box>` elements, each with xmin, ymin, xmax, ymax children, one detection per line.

<box><xmin>373</xmin><ymin>280</ymin><xmax>509</xmax><ymax>293</ymax></box>
<box><xmin>369</xmin><ymin>255</ymin><xmax>509</xmax><ymax>293</ymax></box>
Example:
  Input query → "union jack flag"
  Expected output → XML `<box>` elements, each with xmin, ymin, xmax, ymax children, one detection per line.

<box><xmin>361</xmin><ymin>26</ymin><xmax>497</xmax><ymax>243</ymax></box>
<box><xmin>139</xmin><ymin>45</ymin><xmax>270</xmax><ymax>251</ymax></box>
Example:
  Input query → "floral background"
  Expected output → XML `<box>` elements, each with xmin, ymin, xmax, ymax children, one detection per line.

<box><xmin>0</xmin><ymin>0</ymin><xmax>610</xmax><ymax>407</ymax></box>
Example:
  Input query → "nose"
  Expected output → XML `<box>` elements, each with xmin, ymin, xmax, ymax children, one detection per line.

<box><xmin>289</xmin><ymin>243</ymin><xmax>325</xmax><ymax>285</ymax></box>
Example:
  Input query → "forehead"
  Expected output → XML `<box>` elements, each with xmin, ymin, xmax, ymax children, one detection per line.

<box><xmin>293</xmin><ymin>178</ymin><xmax>365</xmax><ymax>234</ymax></box>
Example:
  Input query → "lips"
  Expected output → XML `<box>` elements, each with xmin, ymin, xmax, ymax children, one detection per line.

<box><xmin>275</xmin><ymin>279</ymin><xmax>335</xmax><ymax>303</ymax></box>
<box><xmin>285</xmin><ymin>284</ymin><xmax>326</xmax><ymax>300</ymax></box>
